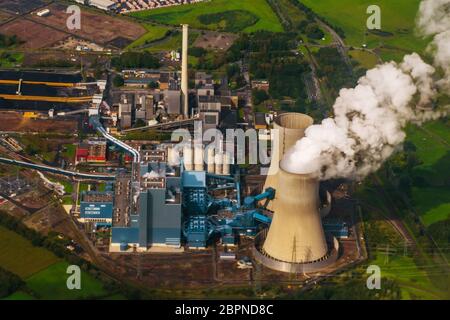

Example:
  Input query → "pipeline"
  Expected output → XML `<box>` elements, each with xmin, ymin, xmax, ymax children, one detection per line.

<box><xmin>0</xmin><ymin>157</ymin><xmax>116</xmax><ymax>181</ymax></box>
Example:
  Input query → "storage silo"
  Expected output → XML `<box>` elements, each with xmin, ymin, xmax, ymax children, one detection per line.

<box><xmin>222</xmin><ymin>152</ymin><xmax>231</xmax><ymax>176</ymax></box>
<box><xmin>194</xmin><ymin>145</ymin><xmax>204</xmax><ymax>171</ymax></box>
<box><xmin>214</xmin><ymin>153</ymin><xmax>223</xmax><ymax>175</ymax></box>
<box><xmin>207</xmin><ymin>147</ymin><xmax>215</xmax><ymax>174</ymax></box>
<box><xmin>183</xmin><ymin>145</ymin><xmax>193</xmax><ymax>171</ymax></box>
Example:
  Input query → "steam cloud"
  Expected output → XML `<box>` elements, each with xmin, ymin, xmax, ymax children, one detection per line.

<box><xmin>281</xmin><ymin>0</ymin><xmax>450</xmax><ymax>180</ymax></box>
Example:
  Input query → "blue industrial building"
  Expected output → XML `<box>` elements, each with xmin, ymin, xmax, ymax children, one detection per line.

<box><xmin>111</xmin><ymin>154</ymin><xmax>183</xmax><ymax>251</ymax></box>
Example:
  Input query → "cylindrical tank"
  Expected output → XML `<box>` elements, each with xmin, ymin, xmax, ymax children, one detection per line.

<box><xmin>264</xmin><ymin>113</ymin><xmax>313</xmax><ymax>210</ymax></box>
<box><xmin>207</xmin><ymin>147</ymin><xmax>215</xmax><ymax>173</ymax></box>
<box><xmin>222</xmin><ymin>152</ymin><xmax>231</xmax><ymax>175</ymax></box>
<box><xmin>262</xmin><ymin>167</ymin><xmax>327</xmax><ymax>263</ymax></box>
<box><xmin>183</xmin><ymin>145</ymin><xmax>193</xmax><ymax>171</ymax></box>
<box><xmin>194</xmin><ymin>145</ymin><xmax>204</xmax><ymax>171</ymax></box>
<box><xmin>214</xmin><ymin>153</ymin><xmax>223</xmax><ymax>175</ymax></box>
<box><xmin>167</xmin><ymin>146</ymin><xmax>179</xmax><ymax>166</ymax></box>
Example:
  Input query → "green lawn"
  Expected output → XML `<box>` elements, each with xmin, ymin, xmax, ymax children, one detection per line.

<box><xmin>0</xmin><ymin>226</ymin><xmax>60</xmax><ymax>278</ymax></box>
<box><xmin>300</xmin><ymin>0</ymin><xmax>431</xmax><ymax>61</ymax></box>
<box><xmin>25</xmin><ymin>261</ymin><xmax>109</xmax><ymax>300</ymax></box>
<box><xmin>130</xmin><ymin>0</ymin><xmax>283</xmax><ymax>33</ymax></box>
<box><xmin>126</xmin><ymin>24</ymin><xmax>171</xmax><ymax>50</ymax></box>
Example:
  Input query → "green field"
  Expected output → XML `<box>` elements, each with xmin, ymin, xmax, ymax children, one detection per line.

<box><xmin>349</xmin><ymin>49</ymin><xmax>379</xmax><ymax>69</ymax></box>
<box><xmin>300</xmin><ymin>0</ymin><xmax>431</xmax><ymax>61</ymax></box>
<box><xmin>0</xmin><ymin>226</ymin><xmax>59</xmax><ymax>278</ymax></box>
<box><xmin>371</xmin><ymin>253</ymin><xmax>446</xmax><ymax>299</ymax></box>
<box><xmin>127</xmin><ymin>24</ymin><xmax>171</xmax><ymax>50</ymax></box>
<box><xmin>406</xmin><ymin>120</ymin><xmax>450</xmax><ymax>226</ymax></box>
<box><xmin>130</xmin><ymin>0</ymin><xmax>283</xmax><ymax>33</ymax></box>
<box><xmin>26</xmin><ymin>261</ymin><xmax>109</xmax><ymax>300</ymax></box>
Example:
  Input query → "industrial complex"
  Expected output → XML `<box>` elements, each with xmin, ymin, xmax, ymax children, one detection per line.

<box><xmin>0</xmin><ymin>24</ymin><xmax>354</xmax><ymax>279</ymax></box>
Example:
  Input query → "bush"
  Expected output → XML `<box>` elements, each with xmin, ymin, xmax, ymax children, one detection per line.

<box><xmin>113</xmin><ymin>75</ymin><xmax>124</xmax><ymax>87</ymax></box>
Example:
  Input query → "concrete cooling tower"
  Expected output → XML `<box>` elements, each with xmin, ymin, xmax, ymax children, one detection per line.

<box><xmin>264</xmin><ymin>113</ymin><xmax>313</xmax><ymax>210</ymax></box>
<box><xmin>264</xmin><ymin>168</ymin><xmax>327</xmax><ymax>262</ymax></box>
<box><xmin>253</xmin><ymin>112</ymin><xmax>338</xmax><ymax>273</ymax></box>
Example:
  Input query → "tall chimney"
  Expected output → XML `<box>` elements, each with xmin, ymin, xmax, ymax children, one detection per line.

<box><xmin>181</xmin><ymin>24</ymin><xmax>189</xmax><ymax>118</ymax></box>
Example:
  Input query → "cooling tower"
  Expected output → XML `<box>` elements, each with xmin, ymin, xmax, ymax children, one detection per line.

<box><xmin>264</xmin><ymin>113</ymin><xmax>313</xmax><ymax>210</ymax></box>
<box><xmin>262</xmin><ymin>167</ymin><xmax>327</xmax><ymax>263</ymax></box>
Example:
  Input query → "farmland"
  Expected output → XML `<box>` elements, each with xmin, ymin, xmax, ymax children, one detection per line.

<box><xmin>130</xmin><ymin>0</ymin><xmax>283</xmax><ymax>33</ymax></box>
<box><xmin>26</xmin><ymin>261</ymin><xmax>110</xmax><ymax>300</ymax></box>
<box><xmin>300</xmin><ymin>0</ymin><xmax>431</xmax><ymax>61</ymax></box>
<box><xmin>0</xmin><ymin>224</ymin><xmax>120</xmax><ymax>300</ymax></box>
<box><xmin>0</xmin><ymin>226</ymin><xmax>59</xmax><ymax>278</ymax></box>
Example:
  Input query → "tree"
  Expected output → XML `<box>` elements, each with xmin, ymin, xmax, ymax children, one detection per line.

<box><xmin>148</xmin><ymin>81</ymin><xmax>159</xmax><ymax>89</ymax></box>
<box><xmin>113</xmin><ymin>75</ymin><xmax>124</xmax><ymax>87</ymax></box>
<box><xmin>252</xmin><ymin>89</ymin><xmax>269</xmax><ymax>105</ymax></box>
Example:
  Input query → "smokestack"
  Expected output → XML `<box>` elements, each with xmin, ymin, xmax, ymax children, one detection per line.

<box><xmin>264</xmin><ymin>113</ymin><xmax>313</xmax><ymax>209</ymax></box>
<box><xmin>262</xmin><ymin>167</ymin><xmax>328</xmax><ymax>264</ymax></box>
<box><xmin>181</xmin><ymin>24</ymin><xmax>189</xmax><ymax>118</ymax></box>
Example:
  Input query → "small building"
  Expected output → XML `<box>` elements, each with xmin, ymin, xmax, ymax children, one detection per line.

<box><xmin>36</xmin><ymin>9</ymin><xmax>50</xmax><ymax>17</ymax></box>
<box><xmin>251</xmin><ymin>80</ymin><xmax>270</xmax><ymax>93</ymax></box>
<box><xmin>87</xmin><ymin>0</ymin><xmax>118</xmax><ymax>11</ymax></box>
<box><xmin>254</xmin><ymin>112</ymin><xmax>268</xmax><ymax>130</ymax></box>
<box><xmin>79</xmin><ymin>201</ymin><xmax>113</xmax><ymax>224</ymax></box>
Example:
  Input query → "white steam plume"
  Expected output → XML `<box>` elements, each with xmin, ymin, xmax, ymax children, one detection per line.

<box><xmin>281</xmin><ymin>0</ymin><xmax>449</xmax><ymax>180</ymax></box>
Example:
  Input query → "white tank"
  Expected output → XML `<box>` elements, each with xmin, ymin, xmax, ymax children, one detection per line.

<box><xmin>194</xmin><ymin>145</ymin><xmax>204</xmax><ymax>171</ymax></box>
<box><xmin>206</xmin><ymin>147</ymin><xmax>215</xmax><ymax>173</ymax></box>
<box><xmin>222</xmin><ymin>152</ymin><xmax>231</xmax><ymax>175</ymax></box>
<box><xmin>167</xmin><ymin>146</ymin><xmax>179</xmax><ymax>166</ymax></box>
<box><xmin>183</xmin><ymin>145</ymin><xmax>193</xmax><ymax>171</ymax></box>
<box><xmin>214</xmin><ymin>153</ymin><xmax>223</xmax><ymax>175</ymax></box>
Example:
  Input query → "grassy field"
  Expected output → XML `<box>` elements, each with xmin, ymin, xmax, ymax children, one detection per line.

<box><xmin>0</xmin><ymin>226</ymin><xmax>59</xmax><ymax>278</ymax></box>
<box><xmin>130</xmin><ymin>0</ymin><xmax>283</xmax><ymax>33</ymax></box>
<box><xmin>405</xmin><ymin>120</ymin><xmax>450</xmax><ymax>227</ymax></box>
<box><xmin>26</xmin><ymin>261</ymin><xmax>110</xmax><ymax>300</ymax></box>
<box><xmin>300</xmin><ymin>0</ymin><xmax>431</xmax><ymax>61</ymax></box>
<box><xmin>357</xmin><ymin>184</ymin><xmax>449</xmax><ymax>299</ymax></box>
<box><xmin>349</xmin><ymin>49</ymin><xmax>379</xmax><ymax>69</ymax></box>
<box><xmin>126</xmin><ymin>24</ymin><xmax>171</xmax><ymax>50</ymax></box>
<box><xmin>371</xmin><ymin>253</ymin><xmax>446</xmax><ymax>299</ymax></box>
